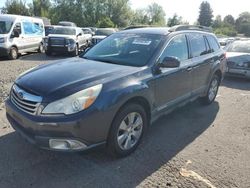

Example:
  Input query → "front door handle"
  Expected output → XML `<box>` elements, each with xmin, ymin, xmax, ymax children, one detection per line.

<box><xmin>186</xmin><ymin>67</ymin><xmax>193</xmax><ymax>72</ymax></box>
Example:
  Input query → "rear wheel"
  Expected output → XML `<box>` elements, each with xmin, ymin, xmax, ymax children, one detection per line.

<box><xmin>8</xmin><ymin>47</ymin><xmax>18</xmax><ymax>60</ymax></box>
<box><xmin>201</xmin><ymin>74</ymin><xmax>220</xmax><ymax>105</ymax></box>
<box><xmin>107</xmin><ymin>103</ymin><xmax>147</xmax><ymax>157</ymax></box>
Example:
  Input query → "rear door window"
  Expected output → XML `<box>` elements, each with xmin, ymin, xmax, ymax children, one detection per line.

<box><xmin>206</xmin><ymin>35</ymin><xmax>220</xmax><ymax>52</ymax></box>
<box><xmin>188</xmin><ymin>33</ymin><xmax>207</xmax><ymax>57</ymax></box>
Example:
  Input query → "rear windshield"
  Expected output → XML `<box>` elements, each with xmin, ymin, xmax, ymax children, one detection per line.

<box><xmin>52</xmin><ymin>27</ymin><xmax>76</xmax><ymax>35</ymax></box>
<box><xmin>0</xmin><ymin>21</ymin><xmax>13</xmax><ymax>34</ymax></box>
<box><xmin>227</xmin><ymin>41</ymin><xmax>250</xmax><ymax>53</ymax></box>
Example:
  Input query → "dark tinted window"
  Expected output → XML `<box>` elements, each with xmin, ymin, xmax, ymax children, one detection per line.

<box><xmin>161</xmin><ymin>34</ymin><xmax>188</xmax><ymax>61</ymax></box>
<box><xmin>207</xmin><ymin>35</ymin><xmax>220</xmax><ymax>52</ymax></box>
<box><xmin>13</xmin><ymin>23</ymin><xmax>22</xmax><ymax>34</ymax></box>
<box><xmin>189</xmin><ymin>34</ymin><xmax>207</xmax><ymax>57</ymax></box>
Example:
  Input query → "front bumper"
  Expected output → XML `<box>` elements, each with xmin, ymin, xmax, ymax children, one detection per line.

<box><xmin>45</xmin><ymin>44</ymin><xmax>76</xmax><ymax>54</ymax></box>
<box><xmin>5</xmin><ymin>99</ymin><xmax>112</xmax><ymax>151</ymax></box>
<box><xmin>226</xmin><ymin>67</ymin><xmax>250</xmax><ymax>79</ymax></box>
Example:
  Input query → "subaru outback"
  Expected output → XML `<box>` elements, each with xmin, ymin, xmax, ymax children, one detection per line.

<box><xmin>5</xmin><ymin>26</ymin><xmax>226</xmax><ymax>157</ymax></box>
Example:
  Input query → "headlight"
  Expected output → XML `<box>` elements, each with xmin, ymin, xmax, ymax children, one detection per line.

<box><xmin>0</xmin><ymin>37</ymin><xmax>6</xmax><ymax>43</ymax></box>
<box><xmin>42</xmin><ymin>84</ymin><xmax>102</xmax><ymax>115</ymax></box>
<box><xmin>66</xmin><ymin>39</ymin><xmax>75</xmax><ymax>45</ymax></box>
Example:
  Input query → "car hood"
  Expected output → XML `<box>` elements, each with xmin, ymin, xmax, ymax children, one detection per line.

<box><xmin>48</xmin><ymin>34</ymin><xmax>76</xmax><ymax>39</ymax></box>
<box><xmin>15</xmin><ymin>58</ymin><xmax>139</xmax><ymax>102</ymax></box>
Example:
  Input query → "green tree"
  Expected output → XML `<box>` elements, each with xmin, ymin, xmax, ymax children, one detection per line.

<box><xmin>167</xmin><ymin>14</ymin><xmax>183</xmax><ymax>27</ymax></box>
<box><xmin>213</xmin><ymin>15</ymin><xmax>223</xmax><ymax>28</ymax></box>
<box><xmin>147</xmin><ymin>3</ymin><xmax>166</xmax><ymax>26</ymax></box>
<box><xmin>131</xmin><ymin>9</ymin><xmax>150</xmax><ymax>25</ymax></box>
<box><xmin>29</xmin><ymin>0</ymin><xmax>51</xmax><ymax>17</ymax></box>
<box><xmin>97</xmin><ymin>17</ymin><xmax>115</xmax><ymax>28</ymax></box>
<box><xmin>198</xmin><ymin>1</ymin><xmax>213</xmax><ymax>26</ymax></box>
<box><xmin>223</xmin><ymin>15</ymin><xmax>235</xmax><ymax>26</ymax></box>
<box><xmin>235</xmin><ymin>12</ymin><xmax>250</xmax><ymax>33</ymax></box>
<box><xmin>2</xmin><ymin>0</ymin><xmax>31</xmax><ymax>16</ymax></box>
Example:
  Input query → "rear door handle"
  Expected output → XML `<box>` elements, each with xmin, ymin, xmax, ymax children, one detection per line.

<box><xmin>186</xmin><ymin>67</ymin><xmax>193</xmax><ymax>72</ymax></box>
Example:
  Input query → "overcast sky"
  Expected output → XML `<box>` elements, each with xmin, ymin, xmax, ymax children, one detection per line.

<box><xmin>0</xmin><ymin>0</ymin><xmax>250</xmax><ymax>24</ymax></box>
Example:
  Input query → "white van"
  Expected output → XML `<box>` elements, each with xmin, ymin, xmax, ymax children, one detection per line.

<box><xmin>0</xmin><ymin>14</ymin><xmax>45</xmax><ymax>59</ymax></box>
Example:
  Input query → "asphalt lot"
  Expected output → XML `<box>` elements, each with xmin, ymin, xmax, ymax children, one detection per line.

<box><xmin>0</xmin><ymin>53</ymin><xmax>250</xmax><ymax>188</ymax></box>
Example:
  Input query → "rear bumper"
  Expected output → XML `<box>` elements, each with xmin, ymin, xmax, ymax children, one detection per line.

<box><xmin>226</xmin><ymin>68</ymin><xmax>250</xmax><ymax>79</ymax></box>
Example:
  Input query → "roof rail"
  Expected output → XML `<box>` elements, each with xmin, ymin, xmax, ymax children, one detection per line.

<box><xmin>169</xmin><ymin>25</ymin><xmax>213</xmax><ymax>33</ymax></box>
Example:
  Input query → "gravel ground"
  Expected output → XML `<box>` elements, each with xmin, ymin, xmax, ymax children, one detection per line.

<box><xmin>0</xmin><ymin>53</ymin><xmax>249</xmax><ymax>188</ymax></box>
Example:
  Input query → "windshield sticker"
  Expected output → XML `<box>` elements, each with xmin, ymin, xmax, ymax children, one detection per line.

<box><xmin>132</xmin><ymin>38</ymin><xmax>152</xmax><ymax>45</ymax></box>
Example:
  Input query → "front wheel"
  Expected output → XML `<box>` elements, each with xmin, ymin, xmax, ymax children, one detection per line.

<box><xmin>71</xmin><ymin>44</ymin><xmax>79</xmax><ymax>56</ymax></box>
<box><xmin>107</xmin><ymin>103</ymin><xmax>147</xmax><ymax>158</ymax></box>
<box><xmin>8</xmin><ymin>47</ymin><xmax>18</xmax><ymax>60</ymax></box>
<box><xmin>200</xmin><ymin>74</ymin><xmax>220</xmax><ymax>105</ymax></box>
<box><xmin>38</xmin><ymin>43</ymin><xmax>44</xmax><ymax>53</ymax></box>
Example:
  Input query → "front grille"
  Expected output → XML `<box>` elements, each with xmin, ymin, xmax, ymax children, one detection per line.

<box><xmin>49</xmin><ymin>37</ymin><xmax>65</xmax><ymax>46</ymax></box>
<box><xmin>11</xmin><ymin>85</ymin><xmax>42</xmax><ymax>115</ymax></box>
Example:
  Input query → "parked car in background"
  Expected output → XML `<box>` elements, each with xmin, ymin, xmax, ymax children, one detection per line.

<box><xmin>6</xmin><ymin>26</ymin><xmax>226</xmax><ymax>157</ymax></box>
<box><xmin>218</xmin><ymin>37</ymin><xmax>235</xmax><ymax>48</ymax></box>
<box><xmin>58</xmin><ymin>21</ymin><xmax>77</xmax><ymax>27</ymax></box>
<box><xmin>89</xmin><ymin>27</ymin><xmax>97</xmax><ymax>35</ymax></box>
<box><xmin>225</xmin><ymin>40</ymin><xmax>250</xmax><ymax>79</ymax></box>
<box><xmin>81</xmin><ymin>28</ymin><xmax>93</xmax><ymax>45</ymax></box>
<box><xmin>44</xmin><ymin>25</ymin><xmax>55</xmax><ymax>36</ymax></box>
<box><xmin>44</xmin><ymin>26</ymin><xmax>88</xmax><ymax>56</ymax></box>
<box><xmin>91</xmin><ymin>28</ymin><xmax>117</xmax><ymax>45</ymax></box>
<box><xmin>0</xmin><ymin>14</ymin><xmax>45</xmax><ymax>60</ymax></box>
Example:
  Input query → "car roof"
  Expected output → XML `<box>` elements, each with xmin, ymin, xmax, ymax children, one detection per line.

<box><xmin>119</xmin><ymin>27</ymin><xmax>215</xmax><ymax>36</ymax></box>
<box><xmin>119</xmin><ymin>27</ymin><xmax>170</xmax><ymax>35</ymax></box>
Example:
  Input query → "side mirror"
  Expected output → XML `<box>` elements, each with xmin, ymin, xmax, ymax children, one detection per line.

<box><xmin>160</xmin><ymin>56</ymin><xmax>180</xmax><ymax>68</ymax></box>
<box><xmin>78</xmin><ymin>33</ymin><xmax>82</xmax><ymax>36</ymax></box>
<box><xmin>11</xmin><ymin>30</ymin><xmax>20</xmax><ymax>38</ymax></box>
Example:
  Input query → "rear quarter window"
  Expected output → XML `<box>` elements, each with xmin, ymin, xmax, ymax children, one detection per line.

<box><xmin>206</xmin><ymin>35</ymin><xmax>220</xmax><ymax>52</ymax></box>
<box><xmin>188</xmin><ymin>33</ymin><xmax>207</xmax><ymax>57</ymax></box>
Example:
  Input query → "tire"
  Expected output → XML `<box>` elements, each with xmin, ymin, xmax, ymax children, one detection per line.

<box><xmin>45</xmin><ymin>50</ymin><xmax>52</xmax><ymax>56</ymax></box>
<box><xmin>8</xmin><ymin>47</ymin><xmax>18</xmax><ymax>60</ymax></box>
<box><xmin>200</xmin><ymin>74</ymin><xmax>220</xmax><ymax>105</ymax></box>
<box><xmin>71</xmin><ymin>44</ymin><xmax>79</xmax><ymax>57</ymax></box>
<box><xmin>107</xmin><ymin>103</ymin><xmax>148</xmax><ymax>158</ymax></box>
<box><xmin>37</xmin><ymin>43</ymin><xmax>44</xmax><ymax>53</ymax></box>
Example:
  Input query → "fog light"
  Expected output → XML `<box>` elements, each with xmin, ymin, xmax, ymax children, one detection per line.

<box><xmin>49</xmin><ymin>139</ymin><xmax>87</xmax><ymax>150</ymax></box>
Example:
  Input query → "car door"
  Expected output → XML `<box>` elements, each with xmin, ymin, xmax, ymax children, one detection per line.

<box><xmin>187</xmin><ymin>33</ymin><xmax>214</xmax><ymax>95</ymax></box>
<box><xmin>154</xmin><ymin>34</ymin><xmax>194</xmax><ymax>111</ymax></box>
<box><xmin>9</xmin><ymin>22</ymin><xmax>23</xmax><ymax>50</ymax></box>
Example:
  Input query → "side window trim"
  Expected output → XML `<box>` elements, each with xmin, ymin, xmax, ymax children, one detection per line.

<box><xmin>158</xmin><ymin>33</ymin><xmax>189</xmax><ymax>62</ymax></box>
<box><xmin>204</xmin><ymin>35</ymin><xmax>212</xmax><ymax>54</ymax></box>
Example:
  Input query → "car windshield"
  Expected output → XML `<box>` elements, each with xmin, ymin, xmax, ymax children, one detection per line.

<box><xmin>52</xmin><ymin>27</ymin><xmax>76</xmax><ymax>35</ymax></box>
<box><xmin>0</xmin><ymin>21</ymin><xmax>13</xmax><ymax>34</ymax></box>
<box><xmin>95</xmin><ymin>29</ymin><xmax>115</xmax><ymax>36</ymax></box>
<box><xmin>82</xmin><ymin>33</ymin><xmax>163</xmax><ymax>67</ymax></box>
<box><xmin>227</xmin><ymin>41</ymin><xmax>250</xmax><ymax>53</ymax></box>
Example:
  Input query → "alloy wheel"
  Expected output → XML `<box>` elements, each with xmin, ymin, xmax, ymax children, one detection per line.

<box><xmin>117</xmin><ymin>112</ymin><xmax>143</xmax><ymax>150</ymax></box>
